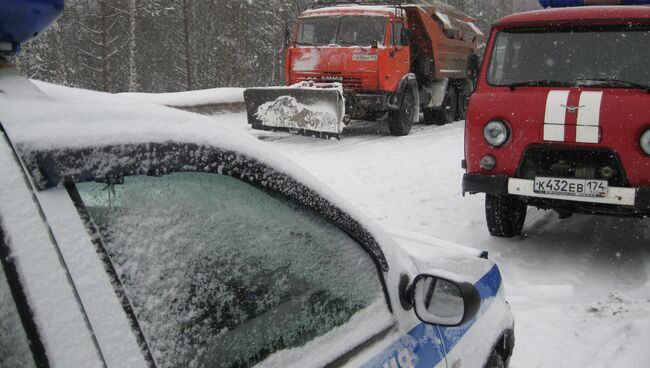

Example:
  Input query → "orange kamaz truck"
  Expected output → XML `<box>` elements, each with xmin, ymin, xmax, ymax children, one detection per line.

<box><xmin>244</xmin><ymin>0</ymin><xmax>482</xmax><ymax>138</ymax></box>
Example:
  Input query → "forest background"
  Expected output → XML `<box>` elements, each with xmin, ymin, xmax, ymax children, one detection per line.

<box><xmin>13</xmin><ymin>0</ymin><xmax>540</xmax><ymax>93</ymax></box>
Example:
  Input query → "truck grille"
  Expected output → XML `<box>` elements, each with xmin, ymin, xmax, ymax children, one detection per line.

<box><xmin>296</xmin><ymin>73</ymin><xmax>365</xmax><ymax>90</ymax></box>
<box><xmin>516</xmin><ymin>145</ymin><xmax>628</xmax><ymax>187</ymax></box>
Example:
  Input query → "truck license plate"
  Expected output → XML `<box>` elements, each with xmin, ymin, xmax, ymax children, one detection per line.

<box><xmin>533</xmin><ymin>177</ymin><xmax>608</xmax><ymax>197</ymax></box>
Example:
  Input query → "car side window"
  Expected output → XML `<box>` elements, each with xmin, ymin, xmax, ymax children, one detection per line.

<box><xmin>0</xmin><ymin>258</ymin><xmax>37</xmax><ymax>368</ymax></box>
<box><xmin>75</xmin><ymin>172</ymin><xmax>386</xmax><ymax>368</ymax></box>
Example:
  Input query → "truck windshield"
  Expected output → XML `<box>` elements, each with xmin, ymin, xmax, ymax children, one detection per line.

<box><xmin>297</xmin><ymin>16</ymin><xmax>386</xmax><ymax>47</ymax></box>
<box><xmin>487</xmin><ymin>27</ymin><xmax>650</xmax><ymax>89</ymax></box>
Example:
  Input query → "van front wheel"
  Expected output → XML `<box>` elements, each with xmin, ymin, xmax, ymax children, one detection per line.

<box><xmin>485</xmin><ymin>194</ymin><xmax>526</xmax><ymax>238</ymax></box>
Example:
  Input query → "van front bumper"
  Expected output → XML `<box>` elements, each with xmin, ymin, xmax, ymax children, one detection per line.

<box><xmin>463</xmin><ymin>174</ymin><xmax>650</xmax><ymax>216</ymax></box>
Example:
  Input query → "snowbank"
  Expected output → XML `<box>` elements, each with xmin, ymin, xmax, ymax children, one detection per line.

<box><xmin>118</xmin><ymin>87</ymin><xmax>245</xmax><ymax>107</ymax></box>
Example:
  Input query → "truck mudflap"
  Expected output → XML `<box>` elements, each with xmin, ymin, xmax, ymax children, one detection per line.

<box><xmin>244</xmin><ymin>82</ymin><xmax>346</xmax><ymax>139</ymax></box>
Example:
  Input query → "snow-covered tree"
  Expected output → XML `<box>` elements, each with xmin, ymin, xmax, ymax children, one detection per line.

<box><xmin>14</xmin><ymin>0</ymin><xmax>539</xmax><ymax>92</ymax></box>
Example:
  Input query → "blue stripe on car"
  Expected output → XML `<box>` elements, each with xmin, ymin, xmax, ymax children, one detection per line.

<box><xmin>361</xmin><ymin>265</ymin><xmax>502</xmax><ymax>368</ymax></box>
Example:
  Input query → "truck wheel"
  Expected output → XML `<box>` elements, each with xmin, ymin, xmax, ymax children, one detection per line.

<box><xmin>388</xmin><ymin>86</ymin><xmax>416</xmax><ymax>136</ymax></box>
<box><xmin>424</xmin><ymin>87</ymin><xmax>457</xmax><ymax>126</ymax></box>
<box><xmin>485</xmin><ymin>194</ymin><xmax>526</xmax><ymax>238</ymax></box>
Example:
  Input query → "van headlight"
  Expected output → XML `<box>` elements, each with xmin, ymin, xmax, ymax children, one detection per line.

<box><xmin>483</xmin><ymin>120</ymin><xmax>510</xmax><ymax>147</ymax></box>
<box><xmin>641</xmin><ymin>129</ymin><xmax>650</xmax><ymax>155</ymax></box>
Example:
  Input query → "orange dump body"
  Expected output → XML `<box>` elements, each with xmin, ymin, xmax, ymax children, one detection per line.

<box><xmin>405</xmin><ymin>5</ymin><xmax>480</xmax><ymax>80</ymax></box>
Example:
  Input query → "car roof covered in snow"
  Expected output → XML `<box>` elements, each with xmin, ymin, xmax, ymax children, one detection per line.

<box><xmin>495</xmin><ymin>5</ymin><xmax>650</xmax><ymax>27</ymax></box>
<box><xmin>0</xmin><ymin>65</ymin><xmax>412</xmax><ymax>271</ymax></box>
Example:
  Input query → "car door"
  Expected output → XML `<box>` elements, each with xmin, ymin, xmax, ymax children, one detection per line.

<box><xmin>21</xmin><ymin>142</ymin><xmax>459</xmax><ymax>368</ymax></box>
<box><xmin>68</xmin><ymin>171</ymin><xmax>397</xmax><ymax>368</ymax></box>
<box><xmin>19</xmin><ymin>134</ymin><xmax>409</xmax><ymax>368</ymax></box>
<box><xmin>0</xmin><ymin>133</ymin><xmax>109</xmax><ymax>368</ymax></box>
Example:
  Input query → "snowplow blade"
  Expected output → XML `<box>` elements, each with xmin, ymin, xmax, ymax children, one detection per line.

<box><xmin>244</xmin><ymin>83</ymin><xmax>346</xmax><ymax>139</ymax></box>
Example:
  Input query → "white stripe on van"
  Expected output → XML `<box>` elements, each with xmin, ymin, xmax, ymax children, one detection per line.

<box><xmin>576</xmin><ymin>91</ymin><xmax>603</xmax><ymax>144</ymax></box>
<box><xmin>544</xmin><ymin>90</ymin><xmax>570</xmax><ymax>142</ymax></box>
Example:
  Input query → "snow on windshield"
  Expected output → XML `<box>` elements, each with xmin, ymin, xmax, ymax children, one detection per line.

<box><xmin>77</xmin><ymin>172</ymin><xmax>385</xmax><ymax>368</ymax></box>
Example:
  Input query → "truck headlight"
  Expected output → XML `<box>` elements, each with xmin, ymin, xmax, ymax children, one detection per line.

<box><xmin>483</xmin><ymin>120</ymin><xmax>510</xmax><ymax>147</ymax></box>
<box><xmin>641</xmin><ymin>129</ymin><xmax>650</xmax><ymax>155</ymax></box>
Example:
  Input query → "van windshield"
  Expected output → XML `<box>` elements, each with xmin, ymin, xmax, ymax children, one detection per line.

<box><xmin>297</xmin><ymin>16</ymin><xmax>386</xmax><ymax>47</ymax></box>
<box><xmin>487</xmin><ymin>26</ymin><xmax>650</xmax><ymax>89</ymax></box>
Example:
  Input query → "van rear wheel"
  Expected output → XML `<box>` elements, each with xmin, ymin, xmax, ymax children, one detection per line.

<box><xmin>388</xmin><ymin>86</ymin><xmax>416</xmax><ymax>136</ymax></box>
<box><xmin>485</xmin><ymin>194</ymin><xmax>527</xmax><ymax>238</ymax></box>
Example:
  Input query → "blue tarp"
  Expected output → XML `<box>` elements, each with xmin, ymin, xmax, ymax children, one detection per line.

<box><xmin>0</xmin><ymin>0</ymin><xmax>64</xmax><ymax>52</ymax></box>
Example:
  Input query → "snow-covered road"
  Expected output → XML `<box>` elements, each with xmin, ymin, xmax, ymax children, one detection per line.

<box><xmin>217</xmin><ymin>112</ymin><xmax>650</xmax><ymax>367</ymax></box>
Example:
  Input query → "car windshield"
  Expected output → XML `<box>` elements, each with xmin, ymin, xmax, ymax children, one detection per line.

<box><xmin>75</xmin><ymin>172</ymin><xmax>385</xmax><ymax>368</ymax></box>
<box><xmin>297</xmin><ymin>16</ymin><xmax>386</xmax><ymax>47</ymax></box>
<box><xmin>487</xmin><ymin>26</ymin><xmax>650</xmax><ymax>88</ymax></box>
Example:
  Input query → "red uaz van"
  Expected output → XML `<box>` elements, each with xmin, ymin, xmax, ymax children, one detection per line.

<box><xmin>463</xmin><ymin>5</ymin><xmax>650</xmax><ymax>237</ymax></box>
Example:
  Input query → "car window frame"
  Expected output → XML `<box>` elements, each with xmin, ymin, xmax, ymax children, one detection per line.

<box><xmin>0</xmin><ymin>224</ymin><xmax>50</xmax><ymax>368</ymax></box>
<box><xmin>23</xmin><ymin>142</ymin><xmax>395</xmax><ymax>367</ymax></box>
<box><xmin>25</xmin><ymin>143</ymin><xmax>389</xmax><ymax>271</ymax></box>
<box><xmin>64</xmin><ymin>183</ymin><xmax>158</xmax><ymax>368</ymax></box>
<box><xmin>1</xmin><ymin>122</ymin><xmax>109</xmax><ymax>368</ymax></box>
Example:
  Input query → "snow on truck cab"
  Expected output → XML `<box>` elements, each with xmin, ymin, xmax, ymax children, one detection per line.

<box><xmin>244</xmin><ymin>0</ymin><xmax>482</xmax><ymax>139</ymax></box>
<box><xmin>463</xmin><ymin>1</ymin><xmax>650</xmax><ymax>238</ymax></box>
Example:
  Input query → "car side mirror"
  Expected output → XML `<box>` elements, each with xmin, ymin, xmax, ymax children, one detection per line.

<box><xmin>400</xmin><ymin>28</ymin><xmax>412</xmax><ymax>46</ymax></box>
<box><xmin>409</xmin><ymin>274</ymin><xmax>480</xmax><ymax>327</ymax></box>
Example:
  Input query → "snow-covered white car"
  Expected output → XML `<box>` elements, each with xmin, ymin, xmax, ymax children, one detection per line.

<box><xmin>0</xmin><ymin>61</ymin><xmax>514</xmax><ymax>368</ymax></box>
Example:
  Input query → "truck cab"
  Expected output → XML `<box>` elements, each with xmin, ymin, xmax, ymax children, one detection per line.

<box><xmin>463</xmin><ymin>3</ymin><xmax>650</xmax><ymax>237</ymax></box>
<box><xmin>285</xmin><ymin>1</ymin><xmax>482</xmax><ymax>135</ymax></box>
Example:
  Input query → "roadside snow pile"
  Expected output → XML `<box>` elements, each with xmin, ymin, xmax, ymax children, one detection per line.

<box><xmin>118</xmin><ymin>87</ymin><xmax>245</xmax><ymax>107</ymax></box>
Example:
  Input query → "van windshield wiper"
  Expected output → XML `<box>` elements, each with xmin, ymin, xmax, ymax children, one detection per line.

<box><xmin>574</xmin><ymin>78</ymin><xmax>650</xmax><ymax>92</ymax></box>
<box><xmin>506</xmin><ymin>80</ymin><xmax>573</xmax><ymax>90</ymax></box>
